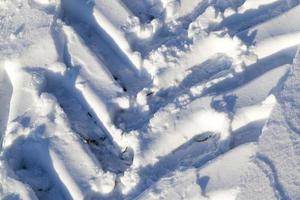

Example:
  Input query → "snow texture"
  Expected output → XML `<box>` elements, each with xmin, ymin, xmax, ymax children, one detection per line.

<box><xmin>0</xmin><ymin>0</ymin><xmax>300</xmax><ymax>199</ymax></box>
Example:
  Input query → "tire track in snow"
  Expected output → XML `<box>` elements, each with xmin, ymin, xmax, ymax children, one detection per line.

<box><xmin>45</xmin><ymin>81</ymin><xmax>131</xmax><ymax>174</ymax></box>
<box><xmin>1</xmin><ymin>0</ymin><xmax>300</xmax><ymax>199</ymax></box>
<box><xmin>60</xmin><ymin>0</ymin><xmax>151</xmax><ymax>94</ymax></box>
<box><xmin>220</xmin><ymin>0</ymin><xmax>298</xmax><ymax>36</ymax></box>
<box><xmin>256</xmin><ymin>154</ymin><xmax>291</xmax><ymax>200</ymax></box>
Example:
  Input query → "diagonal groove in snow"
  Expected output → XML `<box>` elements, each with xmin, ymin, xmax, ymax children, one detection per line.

<box><xmin>201</xmin><ymin>47</ymin><xmax>295</xmax><ymax>96</ymax></box>
<box><xmin>124</xmin><ymin>138</ymin><xmax>221</xmax><ymax>199</ymax></box>
<box><xmin>50</xmin><ymin>21</ymin><xmax>131</xmax><ymax>151</ymax></box>
<box><xmin>60</xmin><ymin>0</ymin><xmax>152</xmax><ymax>93</ymax></box>
<box><xmin>127</xmin><ymin>124</ymin><xmax>267</xmax><ymax>200</ymax></box>
<box><xmin>45</xmin><ymin>80</ymin><xmax>130</xmax><ymax>173</ymax></box>
<box><xmin>1</xmin><ymin>63</ymin><xmax>117</xmax><ymax>198</ymax></box>
<box><xmin>64</xmin><ymin>21</ymin><xmax>150</xmax><ymax>93</ymax></box>
<box><xmin>120</xmin><ymin>47</ymin><xmax>293</xmax><ymax>132</ymax></box>
<box><xmin>117</xmin><ymin>56</ymin><xmax>233</xmax><ymax>131</ymax></box>
<box><xmin>236</xmin><ymin>6</ymin><xmax>300</xmax><ymax>48</ymax></box>
<box><xmin>256</xmin><ymin>154</ymin><xmax>291</xmax><ymax>200</ymax></box>
<box><xmin>221</xmin><ymin>0</ymin><xmax>297</xmax><ymax>35</ymax></box>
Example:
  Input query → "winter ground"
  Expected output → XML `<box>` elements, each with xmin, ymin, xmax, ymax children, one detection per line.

<box><xmin>0</xmin><ymin>0</ymin><xmax>300</xmax><ymax>199</ymax></box>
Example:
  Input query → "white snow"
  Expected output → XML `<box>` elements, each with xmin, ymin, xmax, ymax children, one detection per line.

<box><xmin>238</xmin><ymin>0</ymin><xmax>279</xmax><ymax>13</ymax></box>
<box><xmin>173</xmin><ymin>0</ymin><xmax>205</xmax><ymax>19</ymax></box>
<box><xmin>232</xmin><ymin>95</ymin><xmax>276</xmax><ymax>131</ymax></box>
<box><xmin>1</xmin><ymin>0</ymin><xmax>300</xmax><ymax>199</ymax></box>
<box><xmin>253</xmin><ymin>32</ymin><xmax>300</xmax><ymax>59</ymax></box>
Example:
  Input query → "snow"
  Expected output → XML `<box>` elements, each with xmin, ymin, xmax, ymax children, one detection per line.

<box><xmin>253</xmin><ymin>32</ymin><xmax>300</xmax><ymax>59</ymax></box>
<box><xmin>256</xmin><ymin>50</ymin><xmax>300</xmax><ymax>200</ymax></box>
<box><xmin>136</xmin><ymin>144</ymin><xmax>278</xmax><ymax>200</ymax></box>
<box><xmin>240</xmin><ymin>5</ymin><xmax>300</xmax><ymax>44</ymax></box>
<box><xmin>62</xmin><ymin>0</ymin><xmax>142</xmax><ymax>70</ymax></box>
<box><xmin>232</xmin><ymin>95</ymin><xmax>276</xmax><ymax>131</ymax></box>
<box><xmin>1</xmin><ymin>0</ymin><xmax>300</xmax><ymax>199</ymax></box>
<box><xmin>238</xmin><ymin>0</ymin><xmax>279</xmax><ymax>13</ymax></box>
<box><xmin>136</xmin><ymin>96</ymin><xmax>230</xmax><ymax>167</ymax></box>
<box><xmin>171</xmin><ymin>0</ymin><xmax>205</xmax><ymax>20</ymax></box>
<box><xmin>61</xmin><ymin>24</ymin><xmax>126</xmax><ymax>148</ymax></box>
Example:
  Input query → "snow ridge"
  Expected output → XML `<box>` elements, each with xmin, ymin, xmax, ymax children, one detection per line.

<box><xmin>1</xmin><ymin>0</ymin><xmax>300</xmax><ymax>199</ymax></box>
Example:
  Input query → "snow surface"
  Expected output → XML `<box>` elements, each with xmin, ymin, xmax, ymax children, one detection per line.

<box><xmin>1</xmin><ymin>0</ymin><xmax>300</xmax><ymax>199</ymax></box>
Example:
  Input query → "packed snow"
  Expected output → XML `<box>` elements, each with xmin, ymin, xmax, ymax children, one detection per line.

<box><xmin>1</xmin><ymin>0</ymin><xmax>300</xmax><ymax>200</ymax></box>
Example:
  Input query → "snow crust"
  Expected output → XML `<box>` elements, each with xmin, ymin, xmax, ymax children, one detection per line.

<box><xmin>1</xmin><ymin>0</ymin><xmax>300</xmax><ymax>199</ymax></box>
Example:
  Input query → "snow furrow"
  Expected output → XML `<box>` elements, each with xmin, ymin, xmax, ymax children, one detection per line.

<box><xmin>256</xmin><ymin>154</ymin><xmax>291</xmax><ymax>200</ymax></box>
<box><xmin>61</xmin><ymin>0</ymin><xmax>142</xmax><ymax>72</ymax></box>
<box><xmin>1</xmin><ymin>0</ymin><xmax>300</xmax><ymax>199</ymax></box>
<box><xmin>60</xmin><ymin>24</ymin><xmax>127</xmax><ymax>149</ymax></box>
<box><xmin>1</xmin><ymin>62</ymin><xmax>116</xmax><ymax>198</ymax></box>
